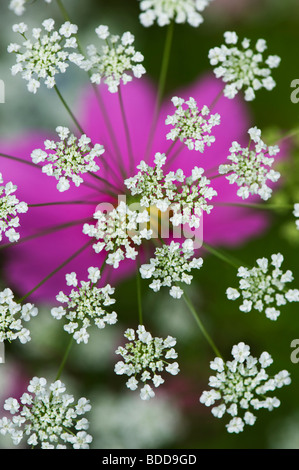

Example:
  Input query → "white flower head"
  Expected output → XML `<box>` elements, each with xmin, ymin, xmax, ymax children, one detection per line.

<box><xmin>140</xmin><ymin>240</ymin><xmax>203</xmax><ymax>298</ymax></box>
<box><xmin>8</xmin><ymin>18</ymin><xmax>81</xmax><ymax>93</ymax></box>
<box><xmin>226</xmin><ymin>253</ymin><xmax>299</xmax><ymax>319</ymax></box>
<box><xmin>31</xmin><ymin>127</ymin><xmax>105</xmax><ymax>192</ymax></box>
<box><xmin>115</xmin><ymin>325</ymin><xmax>179</xmax><ymax>399</ymax></box>
<box><xmin>9</xmin><ymin>0</ymin><xmax>52</xmax><ymax>16</ymax></box>
<box><xmin>200</xmin><ymin>343</ymin><xmax>291</xmax><ymax>433</ymax></box>
<box><xmin>0</xmin><ymin>288</ymin><xmax>38</xmax><ymax>344</ymax></box>
<box><xmin>138</xmin><ymin>0</ymin><xmax>213</xmax><ymax>27</ymax></box>
<box><xmin>51</xmin><ymin>268</ymin><xmax>117</xmax><ymax>344</ymax></box>
<box><xmin>209</xmin><ymin>32</ymin><xmax>281</xmax><ymax>101</ymax></box>
<box><xmin>84</xmin><ymin>25</ymin><xmax>146</xmax><ymax>93</ymax></box>
<box><xmin>0</xmin><ymin>173</ymin><xmax>28</xmax><ymax>243</ymax></box>
<box><xmin>125</xmin><ymin>154</ymin><xmax>217</xmax><ymax>230</ymax></box>
<box><xmin>166</xmin><ymin>96</ymin><xmax>220</xmax><ymax>152</ymax></box>
<box><xmin>0</xmin><ymin>377</ymin><xmax>92</xmax><ymax>448</ymax></box>
<box><xmin>83</xmin><ymin>201</ymin><xmax>152</xmax><ymax>269</ymax></box>
<box><xmin>218</xmin><ymin>128</ymin><xmax>280</xmax><ymax>201</ymax></box>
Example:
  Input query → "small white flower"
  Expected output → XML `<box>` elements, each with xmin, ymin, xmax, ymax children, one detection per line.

<box><xmin>83</xmin><ymin>201</ymin><xmax>152</xmax><ymax>269</ymax></box>
<box><xmin>140</xmin><ymin>240</ymin><xmax>203</xmax><ymax>298</ymax></box>
<box><xmin>209</xmin><ymin>32</ymin><xmax>281</xmax><ymax>100</ymax></box>
<box><xmin>31</xmin><ymin>127</ymin><xmax>104</xmax><ymax>192</ymax></box>
<box><xmin>138</xmin><ymin>0</ymin><xmax>212</xmax><ymax>27</ymax></box>
<box><xmin>165</xmin><ymin>96</ymin><xmax>220</xmax><ymax>153</ymax></box>
<box><xmin>0</xmin><ymin>173</ymin><xmax>28</xmax><ymax>243</ymax></box>
<box><xmin>226</xmin><ymin>253</ymin><xmax>299</xmax><ymax>320</ymax></box>
<box><xmin>8</xmin><ymin>18</ymin><xmax>80</xmax><ymax>93</ymax></box>
<box><xmin>9</xmin><ymin>0</ymin><xmax>53</xmax><ymax>16</ymax></box>
<box><xmin>115</xmin><ymin>325</ymin><xmax>179</xmax><ymax>399</ymax></box>
<box><xmin>125</xmin><ymin>154</ymin><xmax>217</xmax><ymax>230</ymax></box>
<box><xmin>219</xmin><ymin>128</ymin><xmax>280</xmax><ymax>201</ymax></box>
<box><xmin>0</xmin><ymin>377</ymin><xmax>92</xmax><ymax>448</ymax></box>
<box><xmin>0</xmin><ymin>288</ymin><xmax>37</xmax><ymax>344</ymax></box>
<box><xmin>83</xmin><ymin>26</ymin><xmax>146</xmax><ymax>93</ymax></box>
<box><xmin>200</xmin><ymin>343</ymin><xmax>291</xmax><ymax>433</ymax></box>
<box><xmin>51</xmin><ymin>269</ymin><xmax>118</xmax><ymax>343</ymax></box>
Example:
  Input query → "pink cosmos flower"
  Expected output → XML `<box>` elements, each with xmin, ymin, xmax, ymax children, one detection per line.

<box><xmin>0</xmin><ymin>74</ymin><xmax>271</xmax><ymax>302</ymax></box>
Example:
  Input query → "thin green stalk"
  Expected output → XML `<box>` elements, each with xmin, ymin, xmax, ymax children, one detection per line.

<box><xmin>92</xmin><ymin>85</ymin><xmax>127</xmax><ymax>180</ymax></box>
<box><xmin>87</xmin><ymin>171</ymin><xmax>123</xmax><ymax>196</ymax></box>
<box><xmin>55</xmin><ymin>337</ymin><xmax>74</xmax><ymax>381</ymax></box>
<box><xmin>213</xmin><ymin>201</ymin><xmax>294</xmax><ymax>211</ymax></box>
<box><xmin>0</xmin><ymin>217</ymin><xmax>93</xmax><ymax>251</ymax></box>
<box><xmin>209</xmin><ymin>85</ymin><xmax>225</xmax><ymax>111</ymax></box>
<box><xmin>54</xmin><ymin>85</ymin><xmax>85</xmax><ymax>135</ymax></box>
<box><xmin>56</xmin><ymin>0</ymin><xmax>71</xmax><ymax>22</ymax></box>
<box><xmin>56</xmin><ymin>0</ymin><xmax>127</xmax><ymax>181</ymax></box>
<box><xmin>136</xmin><ymin>264</ymin><xmax>143</xmax><ymax>325</ymax></box>
<box><xmin>145</xmin><ymin>22</ymin><xmax>174</xmax><ymax>161</ymax></box>
<box><xmin>0</xmin><ymin>153</ymin><xmax>38</xmax><ymax>168</ymax></box>
<box><xmin>17</xmin><ymin>240</ymin><xmax>92</xmax><ymax>303</ymax></box>
<box><xmin>202</xmin><ymin>241</ymin><xmax>245</xmax><ymax>269</ymax></box>
<box><xmin>118</xmin><ymin>86</ymin><xmax>135</xmax><ymax>174</ymax></box>
<box><xmin>156</xmin><ymin>21</ymin><xmax>174</xmax><ymax>109</ymax></box>
<box><xmin>183</xmin><ymin>292</ymin><xmax>223</xmax><ymax>359</ymax></box>
<box><xmin>28</xmin><ymin>201</ymin><xmax>98</xmax><ymax>208</ymax></box>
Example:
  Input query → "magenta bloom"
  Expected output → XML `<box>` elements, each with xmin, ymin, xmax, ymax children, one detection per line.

<box><xmin>0</xmin><ymin>74</ymin><xmax>269</xmax><ymax>302</ymax></box>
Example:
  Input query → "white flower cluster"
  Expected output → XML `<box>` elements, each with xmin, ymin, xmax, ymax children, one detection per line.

<box><xmin>0</xmin><ymin>376</ymin><xmax>92</xmax><ymax>448</ymax></box>
<box><xmin>140</xmin><ymin>240</ymin><xmax>203</xmax><ymax>299</ymax></box>
<box><xmin>218</xmin><ymin>127</ymin><xmax>280</xmax><ymax>200</ymax></box>
<box><xmin>83</xmin><ymin>201</ymin><xmax>152</xmax><ymax>269</ymax></box>
<box><xmin>84</xmin><ymin>25</ymin><xmax>146</xmax><ymax>93</ymax></box>
<box><xmin>200</xmin><ymin>342</ymin><xmax>291</xmax><ymax>433</ymax></box>
<box><xmin>293</xmin><ymin>204</ymin><xmax>299</xmax><ymax>230</ymax></box>
<box><xmin>165</xmin><ymin>96</ymin><xmax>220</xmax><ymax>152</ymax></box>
<box><xmin>115</xmin><ymin>325</ymin><xmax>179</xmax><ymax>400</ymax></box>
<box><xmin>51</xmin><ymin>268</ymin><xmax>117</xmax><ymax>344</ymax></box>
<box><xmin>125</xmin><ymin>153</ymin><xmax>217</xmax><ymax>229</ymax></box>
<box><xmin>226</xmin><ymin>253</ymin><xmax>299</xmax><ymax>321</ymax></box>
<box><xmin>209</xmin><ymin>31</ymin><xmax>281</xmax><ymax>101</ymax></box>
<box><xmin>0</xmin><ymin>173</ymin><xmax>28</xmax><ymax>243</ymax></box>
<box><xmin>31</xmin><ymin>126</ymin><xmax>105</xmax><ymax>192</ymax></box>
<box><xmin>8</xmin><ymin>18</ymin><xmax>81</xmax><ymax>93</ymax></box>
<box><xmin>138</xmin><ymin>0</ymin><xmax>212</xmax><ymax>27</ymax></box>
<box><xmin>0</xmin><ymin>288</ymin><xmax>38</xmax><ymax>344</ymax></box>
<box><xmin>9</xmin><ymin>0</ymin><xmax>52</xmax><ymax>16</ymax></box>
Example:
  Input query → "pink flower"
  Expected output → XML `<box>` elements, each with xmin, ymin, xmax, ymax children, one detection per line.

<box><xmin>0</xmin><ymin>74</ymin><xmax>270</xmax><ymax>302</ymax></box>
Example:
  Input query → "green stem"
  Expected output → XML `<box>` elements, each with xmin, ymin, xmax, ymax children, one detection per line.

<box><xmin>56</xmin><ymin>0</ymin><xmax>71</xmax><ymax>22</ymax></box>
<box><xmin>209</xmin><ymin>85</ymin><xmax>225</xmax><ymax>111</ymax></box>
<box><xmin>183</xmin><ymin>292</ymin><xmax>223</xmax><ymax>359</ymax></box>
<box><xmin>17</xmin><ymin>240</ymin><xmax>92</xmax><ymax>303</ymax></box>
<box><xmin>92</xmin><ymin>85</ymin><xmax>127</xmax><ymax>180</ymax></box>
<box><xmin>145</xmin><ymin>22</ymin><xmax>174</xmax><ymax>161</ymax></box>
<box><xmin>118</xmin><ymin>86</ymin><xmax>135</xmax><ymax>174</ymax></box>
<box><xmin>156</xmin><ymin>21</ymin><xmax>174</xmax><ymax>109</ymax></box>
<box><xmin>202</xmin><ymin>241</ymin><xmax>245</xmax><ymax>269</ymax></box>
<box><xmin>0</xmin><ymin>217</ymin><xmax>93</xmax><ymax>251</ymax></box>
<box><xmin>55</xmin><ymin>337</ymin><xmax>74</xmax><ymax>381</ymax></box>
<box><xmin>213</xmin><ymin>201</ymin><xmax>294</xmax><ymax>211</ymax></box>
<box><xmin>136</xmin><ymin>263</ymin><xmax>143</xmax><ymax>325</ymax></box>
<box><xmin>54</xmin><ymin>85</ymin><xmax>85</xmax><ymax>135</ymax></box>
<box><xmin>28</xmin><ymin>201</ymin><xmax>97</xmax><ymax>208</ymax></box>
<box><xmin>0</xmin><ymin>153</ymin><xmax>38</xmax><ymax>168</ymax></box>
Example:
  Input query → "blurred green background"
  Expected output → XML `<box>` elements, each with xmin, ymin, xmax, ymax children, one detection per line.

<box><xmin>1</xmin><ymin>0</ymin><xmax>299</xmax><ymax>450</ymax></box>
